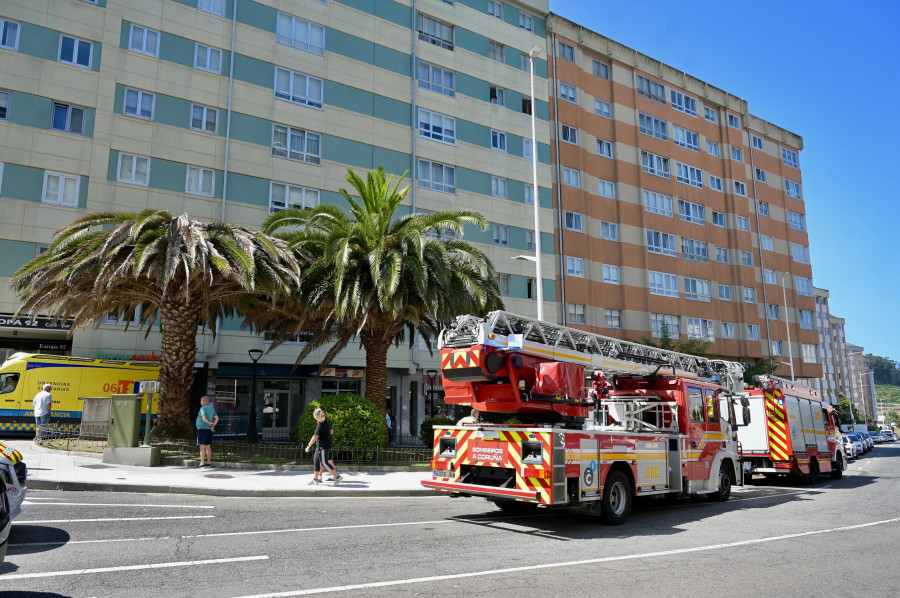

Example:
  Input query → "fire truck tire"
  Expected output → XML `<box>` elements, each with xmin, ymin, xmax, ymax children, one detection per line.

<box><xmin>491</xmin><ymin>499</ymin><xmax>538</xmax><ymax>514</ymax></box>
<box><xmin>709</xmin><ymin>465</ymin><xmax>732</xmax><ymax>502</ymax></box>
<box><xmin>600</xmin><ymin>471</ymin><xmax>632</xmax><ymax>525</ymax></box>
<box><xmin>830</xmin><ymin>454</ymin><xmax>844</xmax><ymax>479</ymax></box>
<box><xmin>806</xmin><ymin>460</ymin><xmax>819</xmax><ymax>484</ymax></box>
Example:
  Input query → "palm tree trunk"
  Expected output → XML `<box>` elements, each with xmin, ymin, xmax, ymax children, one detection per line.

<box><xmin>361</xmin><ymin>331</ymin><xmax>391</xmax><ymax>416</ymax></box>
<box><xmin>155</xmin><ymin>298</ymin><xmax>201</xmax><ymax>439</ymax></box>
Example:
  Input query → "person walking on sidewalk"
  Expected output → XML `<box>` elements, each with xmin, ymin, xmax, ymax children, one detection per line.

<box><xmin>32</xmin><ymin>383</ymin><xmax>53</xmax><ymax>436</ymax></box>
<box><xmin>385</xmin><ymin>412</ymin><xmax>392</xmax><ymax>444</ymax></box>
<box><xmin>305</xmin><ymin>407</ymin><xmax>343</xmax><ymax>485</ymax></box>
<box><xmin>196</xmin><ymin>396</ymin><xmax>218</xmax><ymax>468</ymax></box>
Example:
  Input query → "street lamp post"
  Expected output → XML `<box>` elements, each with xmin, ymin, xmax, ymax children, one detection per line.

<box><xmin>528</xmin><ymin>44</ymin><xmax>544</xmax><ymax>322</ymax></box>
<box><xmin>425</xmin><ymin>369</ymin><xmax>438</xmax><ymax>418</ymax></box>
<box><xmin>781</xmin><ymin>274</ymin><xmax>794</xmax><ymax>381</ymax></box>
<box><xmin>246</xmin><ymin>348</ymin><xmax>263</xmax><ymax>443</ymax></box>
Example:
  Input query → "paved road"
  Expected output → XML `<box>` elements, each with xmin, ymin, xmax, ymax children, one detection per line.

<box><xmin>1</xmin><ymin>445</ymin><xmax>898</xmax><ymax>597</ymax></box>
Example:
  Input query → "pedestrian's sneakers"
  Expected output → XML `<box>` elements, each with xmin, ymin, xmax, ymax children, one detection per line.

<box><xmin>307</xmin><ymin>478</ymin><xmax>321</xmax><ymax>485</ymax></box>
<box><xmin>332</xmin><ymin>475</ymin><xmax>343</xmax><ymax>486</ymax></box>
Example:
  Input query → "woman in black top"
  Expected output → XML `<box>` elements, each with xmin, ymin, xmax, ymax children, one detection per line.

<box><xmin>305</xmin><ymin>407</ymin><xmax>343</xmax><ymax>485</ymax></box>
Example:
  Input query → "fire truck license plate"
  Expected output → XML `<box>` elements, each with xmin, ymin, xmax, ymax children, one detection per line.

<box><xmin>433</xmin><ymin>470</ymin><xmax>454</xmax><ymax>478</ymax></box>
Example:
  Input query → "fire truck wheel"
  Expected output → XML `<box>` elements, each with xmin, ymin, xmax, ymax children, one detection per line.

<box><xmin>709</xmin><ymin>466</ymin><xmax>732</xmax><ymax>502</ymax></box>
<box><xmin>491</xmin><ymin>499</ymin><xmax>538</xmax><ymax>514</ymax></box>
<box><xmin>806</xmin><ymin>460</ymin><xmax>819</xmax><ymax>485</ymax></box>
<box><xmin>600</xmin><ymin>471</ymin><xmax>632</xmax><ymax>525</ymax></box>
<box><xmin>830</xmin><ymin>455</ymin><xmax>843</xmax><ymax>479</ymax></box>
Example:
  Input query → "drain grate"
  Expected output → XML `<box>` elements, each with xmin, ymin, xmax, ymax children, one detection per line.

<box><xmin>204</xmin><ymin>473</ymin><xmax>234</xmax><ymax>479</ymax></box>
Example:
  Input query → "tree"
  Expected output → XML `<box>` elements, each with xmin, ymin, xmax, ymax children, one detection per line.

<box><xmin>740</xmin><ymin>356</ymin><xmax>779</xmax><ymax>385</ymax></box>
<box><xmin>865</xmin><ymin>354</ymin><xmax>898</xmax><ymax>385</ymax></box>
<box><xmin>12</xmin><ymin>211</ymin><xmax>303</xmax><ymax>439</ymax></box>
<box><xmin>886</xmin><ymin>411</ymin><xmax>900</xmax><ymax>425</ymax></box>
<box><xmin>834</xmin><ymin>393</ymin><xmax>862</xmax><ymax>428</ymax></box>
<box><xmin>260</xmin><ymin>167</ymin><xmax>503</xmax><ymax>415</ymax></box>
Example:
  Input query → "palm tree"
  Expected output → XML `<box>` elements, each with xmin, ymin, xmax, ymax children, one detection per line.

<box><xmin>260</xmin><ymin>167</ymin><xmax>503</xmax><ymax>415</ymax></box>
<box><xmin>12</xmin><ymin>210</ymin><xmax>303</xmax><ymax>439</ymax></box>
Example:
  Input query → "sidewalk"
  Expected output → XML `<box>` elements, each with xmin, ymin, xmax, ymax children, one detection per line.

<box><xmin>4</xmin><ymin>440</ymin><xmax>434</xmax><ymax>498</ymax></box>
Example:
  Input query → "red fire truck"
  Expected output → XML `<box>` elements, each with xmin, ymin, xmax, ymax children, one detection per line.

<box><xmin>421</xmin><ymin>311</ymin><xmax>751</xmax><ymax>524</ymax></box>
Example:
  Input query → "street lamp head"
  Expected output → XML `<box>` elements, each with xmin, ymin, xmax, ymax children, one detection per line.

<box><xmin>248</xmin><ymin>349</ymin><xmax>263</xmax><ymax>363</ymax></box>
<box><xmin>512</xmin><ymin>254</ymin><xmax>537</xmax><ymax>262</ymax></box>
<box><xmin>529</xmin><ymin>45</ymin><xmax>544</xmax><ymax>58</ymax></box>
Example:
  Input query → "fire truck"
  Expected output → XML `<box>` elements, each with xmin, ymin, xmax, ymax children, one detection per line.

<box><xmin>421</xmin><ymin>311</ymin><xmax>751</xmax><ymax>524</ymax></box>
<box><xmin>736</xmin><ymin>375</ymin><xmax>846</xmax><ymax>483</ymax></box>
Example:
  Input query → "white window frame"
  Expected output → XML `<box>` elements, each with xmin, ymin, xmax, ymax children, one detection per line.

<box><xmin>770</xmin><ymin>341</ymin><xmax>782</xmax><ymax>356</ymax></box>
<box><xmin>712</xmin><ymin>211</ymin><xmax>725</xmax><ymax>227</ymax></box>
<box><xmin>602</xmin><ymin>264</ymin><xmax>620</xmax><ymax>284</ymax></box>
<box><xmin>785</xmin><ymin>179</ymin><xmax>802</xmax><ymax>199</ymax></box>
<box><xmin>51</xmin><ymin>102</ymin><xmax>86</xmax><ymax>135</ymax></box>
<box><xmin>489</xmin><ymin>85</ymin><xmax>505</xmax><ymax>106</ymax></box>
<box><xmin>715</xmin><ymin>247</ymin><xmax>728</xmax><ymax>263</ymax></box>
<box><xmin>596</xmin><ymin>139</ymin><xmax>613</xmax><ymax>158</ymax></box>
<box><xmin>191</xmin><ymin>104</ymin><xmax>218</xmax><ymax>134</ymax></box>
<box><xmin>649</xmin><ymin>271</ymin><xmax>679</xmax><ymax>297</ymax></box>
<box><xmin>802</xmin><ymin>343</ymin><xmax>818</xmax><ymax>364</ymax></box>
<box><xmin>709</xmin><ymin>175</ymin><xmax>723</xmax><ymax>192</ymax></box>
<box><xmin>727</xmin><ymin>113</ymin><xmax>741</xmax><ymax>129</ymax></box>
<box><xmin>765</xmin><ymin>269</ymin><xmax>776</xmax><ymax>284</ymax></box>
<box><xmin>676</xmin><ymin>162</ymin><xmax>703</xmax><ymax>188</ymax></box>
<box><xmin>641</xmin><ymin>151</ymin><xmax>670</xmax><ymax>178</ymax></box>
<box><xmin>525</xmin><ymin>231</ymin><xmax>535</xmax><ymax>251</ymax></box>
<box><xmin>651</xmin><ymin>314</ymin><xmax>680</xmax><ymax>338</ymax></box>
<box><xmin>418</xmin><ymin>108</ymin><xmax>456</xmax><ymax>145</ymax></box>
<box><xmin>789</xmin><ymin>211</ymin><xmax>806</xmax><ymax>231</ymax></box>
<box><xmin>0</xmin><ymin>18</ymin><xmax>20</xmax><ymax>51</ymax></box>
<box><xmin>707</xmin><ymin>140</ymin><xmax>719</xmax><ymax>156</ymax></box>
<box><xmin>704</xmin><ymin>106</ymin><xmax>717</xmax><ymax>123</ymax></box>
<box><xmin>593</xmin><ymin>60</ymin><xmax>610</xmax><ymax>79</ymax></box>
<box><xmin>117</xmin><ymin>152</ymin><xmax>150</xmax><ymax>186</ymax></box>
<box><xmin>495</xmin><ymin>273</ymin><xmax>511</xmax><ymax>296</ymax></box>
<box><xmin>597</xmin><ymin>179</ymin><xmax>615</xmax><ymax>198</ymax></box>
<box><xmin>123</xmin><ymin>88</ymin><xmax>154</xmax><ymax>119</ymax></box>
<box><xmin>670</xmin><ymin>90</ymin><xmax>697</xmax><ymax>116</ymax></box>
<box><xmin>643</xmin><ymin>190</ymin><xmax>673</xmax><ymax>217</ymax></box>
<box><xmin>594</xmin><ymin>98</ymin><xmax>611</xmax><ymax>118</ymax></box>
<box><xmin>272</xmin><ymin>124</ymin><xmax>321</xmax><ymax>165</ymax></box>
<box><xmin>678</xmin><ymin>199</ymin><xmax>705</xmax><ymax>225</ymax></box>
<box><xmin>568</xmin><ymin>303</ymin><xmax>586</xmax><ymax>325</ymax></box>
<box><xmin>782</xmin><ymin>147</ymin><xmax>799</xmax><ymax>168</ymax></box>
<box><xmin>605</xmin><ymin>309</ymin><xmax>621</xmax><ymax>328</ymax></box>
<box><xmin>523</xmin><ymin>138</ymin><xmax>533</xmax><ymax>159</ymax></box>
<box><xmin>758</xmin><ymin>201</ymin><xmax>769</xmax><ymax>216</ymax></box>
<box><xmin>195</xmin><ymin>43</ymin><xmax>222</xmax><ymax>73</ymax></box>
<box><xmin>104</xmin><ymin>307</ymin><xmax>141</xmax><ymax>326</ymax></box>
<box><xmin>487</xmin><ymin>0</ymin><xmax>502</xmax><ymax>19</ymax></box>
<box><xmin>682</xmin><ymin>238</ymin><xmax>709</xmax><ymax>263</ymax></box>
<box><xmin>747</xmin><ymin>324</ymin><xmax>759</xmax><ymax>340</ymax></box>
<box><xmin>58</xmin><ymin>35</ymin><xmax>93</xmax><ymax>68</ymax></box>
<box><xmin>734</xmin><ymin>181</ymin><xmax>747</xmax><ymax>196</ymax></box>
<box><xmin>523</xmin><ymin>183</ymin><xmax>534</xmax><ymax>205</ymax></box>
<box><xmin>791</xmin><ymin>243</ymin><xmax>810</xmax><ymax>264</ymax></box>
<box><xmin>795</xmin><ymin>276</ymin><xmax>811</xmax><ymax>296</ymax></box>
<box><xmin>185</xmin><ymin>165</ymin><xmax>215</xmax><ymax>197</ymax></box>
<box><xmin>492</xmin><ymin>225</ymin><xmax>509</xmax><ymax>247</ymax></box>
<box><xmin>268</xmin><ymin>181</ymin><xmax>320</xmax><ymax>214</ymax></box>
<box><xmin>743</xmin><ymin>287</ymin><xmax>757</xmax><ymax>303</ymax></box>
<box><xmin>418</xmin><ymin>14</ymin><xmax>454</xmax><ymax>51</ymax></box>
<box><xmin>636</xmin><ymin>74</ymin><xmax>665</xmax><ymax>103</ymax></box>
<box><xmin>491</xmin><ymin>176</ymin><xmax>508</xmax><ymax>199</ymax></box>
<box><xmin>731</xmin><ymin>146</ymin><xmax>744</xmax><ymax>162</ymax></box>
<box><xmin>274</xmin><ymin>68</ymin><xmax>324</xmax><ymax>109</ymax></box>
<box><xmin>768</xmin><ymin>304</ymin><xmax>779</xmax><ymax>320</ymax></box>
<box><xmin>42</xmin><ymin>171</ymin><xmax>80</xmax><ymax>207</ymax></box>
<box><xmin>600</xmin><ymin>221</ymin><xmax>618</xmax><ymax>241</ymax></box>
<box><xmin>562</xmin><ymin>167</ymin><xmax>580</xmax><ymax>188</ymax></box>
<box><xmin>519</xmin><ymin>12</ymin><xmax>534</xmax><ymax>31</ymax></box>
<box><xmin>566</xmin><ymin>256</ymin><xmax>585</xmax><ymax>277</ymax></box>
<box><xmin>740</xmin><ymin>251</ymin><xmax>752</xmax><ymax>266</ymax></box>
<box><xmin>752</xmin><ymin>135</ymin><xmax>764</xmax><ymax>150</ymax></box>
<box><xmin>490</xmin><ymin>130</ymin><xmax>507</xmax><ymax>152</ymax></box>
<box><xmin>418</xmin><ymin>61</ymin><xmax>455</xmax><ymax>97</ymax></box>
<box><xmin>564</xmin><ymin>211</ymin><xmax>583</xmax><ymax>232</ymax></box>
<box><xmin>718</xmin><ymin>284</ymin><xmax>732</xmax><ymax>301</ymax></box>
<box><xmin>276</xmin><ymin>12</ymin><xmax>325</xmax><ymax>56</ymax></box>
<box><xmin>561</xmin><ymin>124</ymin><xmax>578</xmax><ymax>145</ymax></box>
<box><xmin>687</xmin><ymin>317</ymin><xmax>714</xmax><ymax>340</ymax></box>
<box><xmin>673</xmin><ymin>125</ymin><xmax>699</xmax><ymax>151</ymax></box>
<box><xmin>0</xmin><ymin>89</ymin><xmax>9</xmax><ymax>120</ymax></box>
<box><xmin>129</xmin><ymin>25</ymin><xmax>160</xmax><ymax>57</ymax></box>
<box><xmin>488</xmin><ymin>41</ymin><xmax>504</xmax><ymax>62</ymax></box>
<box><xmin>558</xmin><ymin>41</ymin><xmax>575</xmax><ymax>62</ymax></box>
<box><xmin>198</xmin><ymin>0</ymin><xmax>225</xmax><ymax>16</ymax></box>
<box><xmin>646</xmin><ymin>230</ymin><xmax>677</xmax><ymax>257</ymax></box>
<box><xmin>721</xmin><ymin>322</ymin><xmax>735</xmax><ymax>338</ymax></box>
<box><xmin>684</xmin><ymin>278</ymin><xmax>711</xmax><ymax>302</ymax></box>
<box><xmin>418</xmin><ymin>159</ymin><xmax>455</xmax><ymax>193</ymax></box>
<box><xmin>559</xmin><ymin>82</ymin><xmax>577</xmax><ymax>103</ymax></box>
<box><xmin>762</xmin><ymin>235</ymin><xmax>774</xmax><ymax>251</ymax></box>
<box><xmin>737</xmin><ymin>216</ymin><xmax>750</xmax><ymax>231</ymax></box>
<box><xmin>799</xmin><ymin>310</ymin><xmax>815</xmax><ymax>330</ymax></box>
<box><xmin>639</xmin><ymin>112</ymin><xmax>668</xmax><ymax>140</ymax></box>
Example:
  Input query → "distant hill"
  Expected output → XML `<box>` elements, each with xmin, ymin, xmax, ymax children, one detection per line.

<box><xmin>876</xmin><ymin>384</ymin><xmax>900</xmax><ymax>403</ymax></box>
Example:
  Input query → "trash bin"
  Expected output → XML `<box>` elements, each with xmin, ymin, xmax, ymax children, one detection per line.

<box><xmin>107</xmin><ymin>394</ymin><xmax>142</xmax><ymax>448</ymax></box>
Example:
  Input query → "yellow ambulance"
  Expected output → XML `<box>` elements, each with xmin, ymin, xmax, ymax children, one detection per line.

<box><xmin>0</xmin><ymin>353</ymin><xmax>159</xmax><ymax>434</ymax></box>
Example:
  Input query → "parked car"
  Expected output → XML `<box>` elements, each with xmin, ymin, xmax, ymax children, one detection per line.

<box><xmin>845</xmin><ymin>434</ymin><xmax>864</xmax><ymax>458</ymax></box>
<box><xmin>848</xmin><ymin>433</ymin><xmax>867</xmax><ymax>454</ymax></box>
<box><xmin>0</xmin><ymin>443</ymin><xmax>26</xmax><ymax>519</ymax></box>
<box><xmin>842</xmin><ymin>435</ymin><xmax>859</xmax><ymax>460</ymax></box>
<box><xmin>0</xmin><ymin>477</ymin><xmax>9</xmax><ymax>565</ymax></box>
<box><xmin>859</xmin><ymin>432</ymin><xmax>874</xmax><ymax>450</ymax></box>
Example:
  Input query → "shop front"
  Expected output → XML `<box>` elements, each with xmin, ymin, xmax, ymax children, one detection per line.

<box><xmin>0</xmin><ymin>314</ymin><xmax>74</xmax><ymax>361</ymax></box>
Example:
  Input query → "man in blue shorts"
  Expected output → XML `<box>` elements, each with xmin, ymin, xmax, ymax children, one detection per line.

<box><xmin>196</xmin><ymin>396</ymin><xmax>218</xmax><ymax>468</ymax></box>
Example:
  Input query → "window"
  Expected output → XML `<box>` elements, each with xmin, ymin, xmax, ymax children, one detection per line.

<box><xmin>676</xmin><ymin>163</ymin><xmax>703</xmax><ymax>188</ymax></box>
<box><xmin>743</xmin><ymin>287</ymin><xmax>756</xmax><ymax>303</ymax></box>
<box><xmin>670</xmin><ymin>90</ymin><xmax>697</xmax><ymax>116</ymax></box>
<box><xmin>198</xmin><ymin>0</ymin><xmax>225</xmax><ymax>16</ymax></box>
<box><xmin>191</xmin><ymin>104</ymin><xmax>218</xmax><ymax>133</ymax></box>
<box><xmin>274</xmin><ymin>68</ymin><xmax>324</xmax><ymax>109</ymax></box>
<box><xmin>768</xmin><ymin>304</ymin><xmax>779</xmax><ymax>320</ymax></box>
<box><xmin>770</xmin><ymin>341</ymin><xmax>782</xmax><ymax>356</ymax></box>
<box><xmin>673</xmin><ymin>126</ymin><xmax>699</xmax><ymax>151</ymax></box>
<box><xmin>712</xmin><ymin>211</ymin><xmax>725</xmax><ymax>227</ymax></box>
<box><xmin>752</xmin><ymin>135</ymin><xmax>764</xmax><ymax>150</ymax></box>
<box><xmin>718</xmin><ymin>284</ymin><xmax>732</xmax><ymax>301</ymax></box>
<box><xmin>523</xmin><ymin>183</ymin><xmax>534</xmax><ymax>205</ymax></box>
<box><xmin>521</xmin><ymin>96</ymin><xmax>532</xmax><ymax>115</ymax></box>
<box><xmin>747</xmin><ymin>324</ymin><xmax>759</xmax><ymax>340</ymax></box>
<box><xmin>117</xmin><ymin>153</ymin><xmax>150</xmax><ymax>185</ymax></box>
<box><xmin>186</xmin><ymin>165</ymin><xmax>214</xmax><ymax>196</ymax></box>
<box><xmin>42</xmin><ymin>171</ymin><xmax>80</xmax><ymax>207</ymax></box>
<box><xmin>639</xmin><ymin>112</ymin><xmax>668</xmax><ymax>140</ymax></box>
<box><xmin>799</xmin><ymin>310</ymin><xmax>815</xmax><ymax>330</ymax></box>
<box><xmin>707</xmin><ymin>140</ymin><xmax>719</xmax><ymax>156</ymax></box>
<box><xmin>737</xmin><ymin>216</ymin><xmax>750</xmax><ymax>231</ymax></box>
<box><xmin>593</xmin><ymin>60</ymin><xmax>610</xmax><ymax>79</ymax></box>
<box><xmin>563</xmin><ymin>167</ymin><xmax>580</xmax><ymax>188</ymax></box>
<box><xmin>727</xmin><ymin>113</ymin><xmax>740</xmax><ymax>129</ymax></box>
<box><xmin>765</xmin><ymin>269</ymin><xmax>776</xmax><ymax>284</ymax></box>
<box><xmin>418</xmin><ymin>109</ymin><xmax>456</xmax><ymax>144</ymax></box>
<box><xmin>568</xmin><ymin>304</ymin><xmax>586</xmax><ymax>325</ymax></box>
<box><xmin>785</xmin><ymin>179</ymin><xmax>802</xmax><ymax>199</ymax></box>
<box><xmin>646</xmin><ymin>230</ymin><xmax>677</xmax><ymax>256</ymax></box>
<box><xmin>491</xmin><ymin>176</ymin><xmax>508</xmax><ymax>199</ymax></box>
<box><xmin>682</xmin><ymin>238</ymin><xmax>709</xmax><ymax>263</ymax></box>
<box><xmin>606</xmin><ymin>309</ymin><xmax>622</xmax><ymax>328</ymax></box>
<box><xmin>782</xmin><ymin>147</ymin><xmax>799</xmax><ymax>168</ymax></box>
<box><xmin>644</xmin><ymin>190</ymin><xmax>673</xmax><ymax>217</ymax></box>
<box><xmin>489</xmin><ymin>86</ymin><xmax>505</xmax><ymax>106</ymax></box>
<box><xmin>561</xmin><ymin>124</ymin><xmax>578</xmax><ymax>144</ymax></box>
<box><xmin>419</xmin><ymin>61</ymin><xmax>455</xmax><ymax>97</ymax></box>
<box><xmin>0</xmin><ymin>17</ymin><xmax>20</xmax><ymax>50</ymax></box>
<box><xmin>558</xmin><ymin>41</ymin><xmax>575</xmax><ymax>62</ymax></box>
<box><xmin>791</xmin><ymin>243</ymin><xmax>810</xmax><ymax>264</ymax></box>
<box><xmin>759</xmin><ymin>235</ymin><xmax>776</xmax><ymax>252</ymax></box>
<box><xmin>758</xmin><ymin>201</ymin><xmax>769</xmax><ymax>216</ymax></box>
<box><xmin>321</xmin><ymin>379</ymin><xmax>361</xmax><ymax>395</ymax></box>
<box><xmin>129</xmin><ymin>25</ymin><xmax>159</xmax><ymax>56</ymax></box>
<box><xmin>525</xmin><ymin>230</ymin><xmax>535</xmax><ymax>251</ymax></box>
<box><xmin>649</xmin><ymin>271</ymin><xmax>678</xmax><ymax>297</ymax></box>
<box><xmin>734</xmin><ymin>181</ymin><xmax>747</xmax><ymax>196</ymax></box>
<box><xmin>489</xmin><ymin>130</ymin><xmax>508</xmax><ymax>152</ymax></box>
<box><xmin>795</xmin><ymin>276</ymin><xmax>811</xmax><ymax>296</ymax></box>
<box><xmin>731</xmin><ymin>146</ymin><xmax>743</xmax><ymax>162</ymax></box>
<box><xmin>679</xmin><ymin>200</ymin><xmax>705</xmax><ymax>224</ymax></box>
<box><xmin>124</xmin><ymin>88</ymin><xmax>154</xmax><ymax>119</ymax></box>
<box><xmin>740</xmin><ymin>251</ymin><xmax>752</xmax><ymax>266</ymax></box>
<box><xmin>602</xmin><ymin>264</ymin><xmax>620</xmax><ymax>284</ymax></box>
<box><xmin>687</xmin><ymin>317</ymin><xmax>714</xmax><ymax>340</ymax></box>
<box><xmin>269</xmin><ymin>182</ymin><xmax>319</xmax><ymax>213</ymax></box>
<box><xmin>272</xmin><ymin>124</ymin><xmax>321</xmax><ymax>165</ymax></box>
<box><xmin>195</xmin><ymin>44</ymin><xmax>222</xmax><ymax>73</ymax></box>
<box><xmin>564</xmin><ymin>211</ymin><xmax>583</xmax><ymax>232</ymax></box>
<box><xmin>418</xmin><ymin>159</ymin><xmax>455</xmax><ymax>193</ymax></box>
<box><xmin>601</xmin><ymin>221</ymin><xmax>618</xmax><ymax>240</ymax></box>
<box><xmin>487</xmin><ymin>0</ymin><xmax>502</xmax><ymax>18</ymax></box>
<box><xmin>495</xmin><ymin>274</ymin><xmax>510</xmax><ymax>296</ymax></box>
<box><xmin>519</xmin><ymin>12</ymin><xmax>534</xmax><ymax>31</ymax></box>
<box><xmin>641</xmin><ymin>151</ymin><xmax>670</xmax><ymax>178</ymax></box>
<box><xmin>715</xmin><ymin>247</ymin><xmax>728</xmax><ymax>263</ymax></box>
<box><xmin>651</xmin><ymin>314</ymin><xmax>680</xmax><ymax>338</ymax></box>
<box><xmin>788</xmin><ymin>211</ymin><xmax>806</xmax><ymax>232</ymax></box>
<box><xmin>520</xmin><ymin>52</ymin><xmax>531</xmax><ymax>72</ymax></box>
<box><xmin>276</xmin><ymin>13</ymin><xmax>325</xmax><ymax>56</ymax></box>
<box><xmin>597</xmin><ymin>179</ymin><xmax>615</xmax><ymax>198</ymax></box>
<box><xmin>596</xmin><ymin>139</ymin><xmax>613</xmax><ymax>158</ymax></box>
<box><xmin>523</xmin><ymin>138</ymin><xmax>533</xmax><ymax>159</ymax></box>
<box><xmin>419</xmin><ymin>14</ymin><xmax>453</xmax><ymax>50</ymax></box>
<box><xmin>802</xmin><ymin>343</ymin><xmax>818</xmax><ymax>364</ymax></box>
<box><xmin>566</xmin><ymin>256</ymin><xmax>585</xmax><ymax>277</ymax></box>
<box><xmin>59</xmin><ymin>35</ymin><xmax>93</xmax><ymax>68</ymax></box>
<box><xmin>594</xmin><ymin>98</ymin><xmax>611</xmax><ymax>118</ymax></box>
<box><xmin>51</xmin><ymin>103</ymin><xmax>86</xmax><ymax>135</ymax></box>
<box><xmin>636</xmin><ymin>74</ymin><xmax>665</xmax><ymax>103</ymax></box>
<box><xmin>704</xmin><ymin>106</ymin><xmax>717</xmax><ymax>123</ymax></box>
<box><xmin>755</xmin><ymin>168</ymin><xmax>767</xmax><ymax>183</ymax></box>
<box><xmin>0</xmin><ymin>90</ymin><xmax>8</xmax><ymax>120</ymax></box>
<box><xmin>559</xmin><ymin>82</ymin><xmax>577</xmax><ymax>103</ymax></box>
<box><xmin>105</xmin><ymin>307</ymin><xmax>140</xmax><ymax>326</ymax></box>
<box><xmin>721</xmin><ymin>322</ymin><xmax>735</xmax><ymax>338</ymax></box>
<box><xmin>488</xmin><ymin>41</ymin><xmax>504</xmax><ymax>62</ymax></box>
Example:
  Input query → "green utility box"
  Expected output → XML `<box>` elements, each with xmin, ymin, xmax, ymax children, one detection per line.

<box><xmin>108</xmin><ymin>394</ymin><xmax>142</xmax><ymax>448</ymax></box>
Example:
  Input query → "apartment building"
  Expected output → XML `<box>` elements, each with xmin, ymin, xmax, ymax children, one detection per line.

<box><xmin>543</xmin><ymin>15</ymin><xmax>822</xmax><ymax>380</ymax></box>
<box><xmin>811</xmin><ymin>286</ymin><xmax>855</xmax><ymax>405</ymax></box>
<box><xmin>846</xmin><ymin>343</ymin><xmax>877</xmax><ymax>423</ymax></box>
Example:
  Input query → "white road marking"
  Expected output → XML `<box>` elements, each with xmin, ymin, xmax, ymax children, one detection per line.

<box><xmin>23</xmin><ymin>515</ymin><xmax>216</xmax><ymax>524</ymax></box>
<box><xmin>21</xmin><ymin>501</ymin><xmax>215</xmax><ymax>509</ymax></box>
<box><xmin>0</xmin><ymin>555</ymin><xmax>269</xmax><ymax>581</ymax></box>
<box><xmin>230</xmin><ymin>517</ymin><xmax>900</xmax><ymax>597</ymax></box>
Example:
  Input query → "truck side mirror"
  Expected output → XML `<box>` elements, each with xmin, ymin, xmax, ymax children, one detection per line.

<box><xmin>742</xmin><ymin>406</ymin><xmax>751</xmax><ymax>425</ymax></box>
<box><xmin>740</xmin><ymin>397</ymin><xmax>750</xmax><ymax>408</ymax></box>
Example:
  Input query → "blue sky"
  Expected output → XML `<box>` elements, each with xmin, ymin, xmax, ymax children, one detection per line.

<box><xmin>550</xmin><ymin>0</ymin><xmax>899</xmax><ymax>361</ymax></box>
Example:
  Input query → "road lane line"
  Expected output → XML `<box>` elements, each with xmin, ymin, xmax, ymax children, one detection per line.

<box><xmin>0</xmin><ymin>555</ymin><xmax>269</xmax><ymax>581</ymax></box>
<box><xmin>229</xmin><ymin>517</ymin><xmax>900</xmax><ymax>597</ymax></box>
<box><xmin>21</xmin><ymin>502</ymin><xmax>215</xmax><ymax>508</ymax></box>
<box><xmin>23</xmin><ymin>515</ymin><xmax>216</xmax><ymax>524</ymax></box>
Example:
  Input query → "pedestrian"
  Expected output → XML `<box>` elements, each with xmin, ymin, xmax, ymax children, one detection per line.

<box><xmin>305</xmin><ymin>407</ymin><xmax>343</xmax><ymax>485</ymax></box>
<box><xmin>457</xmin><ymin>408</ymin><xmax>481</xmax><ymax>425</ymax></box>
<box><xmin>32</xmin><ymin>383</ymin><xmax>53</xmax><ymax>436</ymax></box>
<box><xmin>196</xmin><ymin>395</ymin><xmax>218</xmax><ymax>468</ymax></box>
<box><xmin>385</xmin><ymin>411</ymin><xmax>393</xmax><ymax>444</ymax></box>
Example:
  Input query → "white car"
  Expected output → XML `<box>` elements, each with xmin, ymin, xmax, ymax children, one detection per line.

<box><xmin>846</xmin><ymin>434</ymin><xmax>865</xmax><ymax>457</ymax></box>
<box><xmin>0</xmin><ymin>443</ymin><xmax>26</xmax><ymax>519</ymax></box>
<box><xmin>842</xmin><ymin>435</ymin><xmax>859</xmax><ymax>460</ymax></box>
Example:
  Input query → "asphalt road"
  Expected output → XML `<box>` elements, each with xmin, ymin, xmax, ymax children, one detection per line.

<box><xmin>1</xmin><ymin>444</ymin><xmax>899</xmax><ymax>598</ymax></box>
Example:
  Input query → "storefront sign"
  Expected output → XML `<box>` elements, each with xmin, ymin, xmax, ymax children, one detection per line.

<box><xmin>2</xmin><ymin>338</ymin><xmax>73</xmax><ymax>351</ymax></box>
<box><xmin>95</xmin><ymin>350</ymin><xmax>164</xmax><ymax>362</ymax></box>
<box><xmin>320</xmin><ymin>367</ymin><xmax>364</xmax><ymax>378</ymax></box>
<box><xmin>0</xmin><ymin>314</ymin><xmax>74</xmax><ymax>330</ymax></box>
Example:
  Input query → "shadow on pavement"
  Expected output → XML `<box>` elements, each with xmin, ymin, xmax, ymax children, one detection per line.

<box><xmin>6</xmin><ymin>525</ymin><xmax>71</xmax><ymax>555</ymax></box>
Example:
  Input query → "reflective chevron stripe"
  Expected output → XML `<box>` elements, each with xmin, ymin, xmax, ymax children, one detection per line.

<box><xmin>765</xmin><ymin>390</ymin><xmax>791</xmax><ymax>462</ymax></box>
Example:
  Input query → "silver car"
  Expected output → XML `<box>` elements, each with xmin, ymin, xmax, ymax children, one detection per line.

<box><xmin>843</xmin><ymin>435</ymin><xmax>861</xmax><ymax>459</ymax></box>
